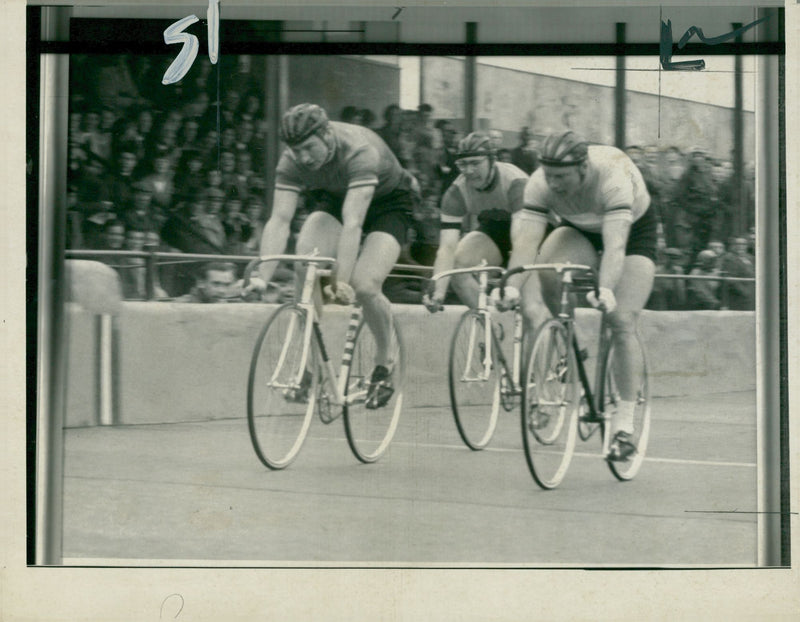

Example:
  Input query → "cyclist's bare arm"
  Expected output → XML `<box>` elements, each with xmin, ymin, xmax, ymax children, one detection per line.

<box><xmin>257</xmin><ymin>188</ymin><xmax>299</xmax><ymax>285</ymax></box>
<box><xmin>429</xmin><ymin>221</ymin><xmax>462</xmax><ymax>300</ymax></box>
<box><xmin>505</xmin><ymin>210</ymin><xmax>548</xmax><ymax>291</ymax></box>
<box><xmin>336</xmin><ymin>185</ymin><xmax>375</xmax><ymax>285</ymax></box>
<box><xmin>598</xmin><ymin>216</ymin><xmax>631</xmax><ymax>292</ymax></box>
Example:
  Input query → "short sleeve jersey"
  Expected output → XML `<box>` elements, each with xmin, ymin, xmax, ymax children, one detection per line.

<box><xmin>522</xmin><ymin>145</ymin><xmax>650</xmax><ymax>234</ymax></box>
<box><xmin>441</xmin><ymin>162</ymin><xmax>529</xmax><ymax>231</ymax></box>
<box><xmin>275</xmin><ymin>121</ymin><xmax>405</xmax><ymax>200</ymax></box>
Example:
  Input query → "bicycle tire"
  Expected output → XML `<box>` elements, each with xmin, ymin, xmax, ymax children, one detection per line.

<box><xmin>247</xmin><ymin>303</ymin><xmax>317</xmax><ymax>470</ymax></box>
<box><xmin>449</xmin><ymin>310</ymin><xmax>501</xmax><ymax>450</ymax></box>
<box><xmin>605</xmin><ymin>333</ymin><xmax>651</xmax><ymax>481</ymax></box>
<box><xmin>521</xmin><ymin>318</ymin><xmax>580</xmax><ymax>490</ymax></box>
<box><xmin>343</xmin><ymin>315</ymin><xmax>405</xmax><ymax>463</ymax></box>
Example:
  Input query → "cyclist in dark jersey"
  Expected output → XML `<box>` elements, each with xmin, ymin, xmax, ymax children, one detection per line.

<box><xmin>424</xmin><ymin>132</ymin><xmax>529</xmax><ymax>311</ymax></box>
<box><xmin>250</xmin><ymin>103</ymin><xmax>419</xmax><ymax>408</ymax></box>
<box><xmin>505</xmin><ymin>130</ymin><xmax>657</xmax><ymax>461</ymax></box>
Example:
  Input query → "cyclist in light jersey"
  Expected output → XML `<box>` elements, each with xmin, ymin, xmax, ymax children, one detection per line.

<box><xmin>423</xmin><ymin>132</ymin><xmax>528</xmax><ymax>311</ymax></box>
<box><xmin>504</xmin><ymin>130</ymin><xmax>657</xmax><ymax>461</ymax></box>
<box><xmin>250</xmin><ymin>103</ymin><xmax>419</xmax><ymax>408</ymax></box>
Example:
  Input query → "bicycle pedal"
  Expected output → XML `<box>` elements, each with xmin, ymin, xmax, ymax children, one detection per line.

<box><xmin>283</xmin><ymin>386</ymin><xmax>310</xmax><ymax>404</ymax></box>
<box><xmin>366</xmin><ymin>382</ymin><xmax>395</xmax><ymax>409</ymax></box>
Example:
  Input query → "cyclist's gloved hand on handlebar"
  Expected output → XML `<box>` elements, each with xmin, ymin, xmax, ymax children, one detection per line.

<box><xmin>490</xmin><ymin>285</ymin><xmax>520</xmax><ymax>312</ymax></box>
<box><xmin>242</xmin><ymin>276</ymin><xmax>267</xmax><ymax>301</ymax></box>
<box><xmin>246</xmin><ymin>276</ymin><xmax>267</xmax><ymax>293</ymax></box>
<box><xmin>422</xmin><ymin>292</ymin><xmax>445</xmax><ymax>313</ymax></box>
<box><xmin>586</xmin><ymin>287</ymin><xmax>617</xmax><ymax>313</ymax></box>
<box><xmin>323</xmin><ymin>281</ymin><xmax>356</xmax><ymax>305</ymax></box>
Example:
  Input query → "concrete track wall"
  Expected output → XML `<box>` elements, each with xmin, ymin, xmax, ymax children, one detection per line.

<box><xmin>64</xmin><ymin>302</ymin><xmax>755</xmax><ymax>428</ymax></box>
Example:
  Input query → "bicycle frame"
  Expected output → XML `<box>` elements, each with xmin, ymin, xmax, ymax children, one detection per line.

<box><xmin>501</xmin><ymin>262</ymin><xmax>620</xmax><ymax>454</ymax></box>
<box><xmin>431</xmin><ymin>263</ymin><xmax>522</xmax><ymax>392</ymax></box>
<box><xmin>244</xmin><ymin>253</ymin><xmax>365</xmax><ymax>412</ymax></box>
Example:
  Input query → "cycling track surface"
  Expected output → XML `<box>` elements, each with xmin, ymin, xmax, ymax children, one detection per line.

<box><xmin>61</xmin><ymin>390</ymin><xmax>757</xmax><ymax>567</ymax></box>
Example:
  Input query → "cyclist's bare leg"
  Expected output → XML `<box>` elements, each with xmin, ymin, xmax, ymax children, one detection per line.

<box><xmin>450</xmin><ymin>231</ymin><xmax>503</xmax><ymax>308</ymax></box>
<box><xmin>520</xmin><ymin>227</ymin><xmax>598</xmax><ymax>358</ymax></box>
<box><xmin>295</xmin><ymin>211</ymin><xmax>341</xmax><ymax>308</ymax></box>
<box><xmin>350</xmin><ymin>231</ymin><xmax>402</xmax><ymax>369</ymax></box>
<box><xmin>605</xmin><ymin>255</ymin><xmax>655</xmax><ymax>404</ymax></box>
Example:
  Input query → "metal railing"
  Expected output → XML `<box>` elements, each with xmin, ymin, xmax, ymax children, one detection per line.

<box><xmin>64</xmin><ymin>248</ymin><xmax>755</xmax><ymax>308</ymax></box>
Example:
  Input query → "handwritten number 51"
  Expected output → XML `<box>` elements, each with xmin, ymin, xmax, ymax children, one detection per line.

<box><xmin>162</xmin><ymin>0</ymin><xmax>220</xmax><ymax>85</ymax></box>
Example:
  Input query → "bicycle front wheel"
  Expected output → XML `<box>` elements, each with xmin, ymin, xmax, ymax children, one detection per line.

<box><xmin>449</xmin><ymin>310</ymin><xmax>501</xmax><ymax>450</ymax></box>
<box><xmin>604</xmin><ymin>333</ymin><xmax>651</xmax><ymax>481</ymax></box>
<box><xmin>343</xmin><ymin>315</ymin><xmax>405</xmax><ymax>463</ymax></box>
<box><xmin>247</xmin><ymin>304</ymin><xmax>317</xmax><ymax>470</ymax></box>
<box><xmin>521</xmin><ymin>319</ymin><xmax>580</xmax><ymax>490</ymax></box>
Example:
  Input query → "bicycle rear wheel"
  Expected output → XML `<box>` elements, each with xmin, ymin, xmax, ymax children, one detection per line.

<box><xmin>247</xmin><ymin>304</ymin><xmax>316</xmax><ymax>470</ymax></box>
<box><xmin>604</xmin><ymin>334</ymin><xmax>651</xmax><ymax>481</ymax></box>
<box><xmin>521</xmin><ymin>319</ymin><xmax>580</xmax><ymax>490</ymax></box>
<box><xmin>343</xmin><ymin>315</ymin><xmax>405</xmax><ymax>463</ymax></box>
<box><xmin>449</xmin><ymin>310</ymin><xmax>501</xmax><ymax>450</ymax></box>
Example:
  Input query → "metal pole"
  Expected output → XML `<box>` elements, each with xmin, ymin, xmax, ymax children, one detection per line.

<box><xmin>615</xmin><ymin>23</ymin><xmax>627</xmax><ymax>149</ymax></box>
<box><xmin>97</xmin><ymin>315</ymin><xmax>115</xmax><ymax>426</ymax></box>
<box><xmin>264</xmin><ymin>25</ymin><xmax>286</xmax><ymax>219</ymax></box>
<box><xmin>732</xmin><ymin>22</ymin><xmax>744</xmax><ymax>236</ymax></box>
<box><xmin>465</xmin><ymin>23</ymin><xmax>477</xmax><ymax>132</ymax></box>
<box><xmin>36</xmin><ymin>5</ymin><xmax>70</xmax><ymax>566</ymax></box>
<box><xmin>754</xmin><ymin>7</ymin><xmax>783</xmax><ymax>567</ymax></box>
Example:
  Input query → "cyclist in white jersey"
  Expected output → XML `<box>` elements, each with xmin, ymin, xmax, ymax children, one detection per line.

<box><xmin>504</xmin><ymin>130</ymin><xmax>657</xmax><ymax>461</ymax></box>
<box><xmin>423</xmin><ymin>132</ymin><xmax>528</xmax><ymax>311</ymax></box>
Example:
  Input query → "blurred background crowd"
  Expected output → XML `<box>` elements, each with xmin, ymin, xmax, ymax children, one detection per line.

<box><xmin>66</xmin><ymin>54</ymin><xmax>755</xmax><ymax>310</ymax></box>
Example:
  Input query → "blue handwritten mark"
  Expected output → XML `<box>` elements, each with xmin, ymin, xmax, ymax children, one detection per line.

<box><xmin>160</xmin><ymin>594</ymin><xmax>185</xmax><ymax>619</ymax></box>
<box><xmin>660</xmin><ymin>16</ymin><xmax>770</xmax><ymax>71</ymax></box>
<box><xmin>162</xmin><ymin>0</ymin><xmax>220</xmax><ymax>85</ymax></box>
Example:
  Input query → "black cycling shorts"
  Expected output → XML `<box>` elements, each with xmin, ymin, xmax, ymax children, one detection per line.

<box><xmin>304</xmin><ymin>187</ymin><xmax>416</xmax><ymax>247</ymax></box>
<box><xmin>475</xmin><ymin>219</ymin><xmax>512</xmax><ymax>266</ymax></box>
<box><xmin>557</xmin><ymin>206</ymin><xmax>658</xmax><ymax>263</ymax></box>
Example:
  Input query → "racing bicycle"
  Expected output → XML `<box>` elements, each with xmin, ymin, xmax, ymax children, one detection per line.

<box><xmin>244</xmin><ymin>254</ymin><xmax>405</xmax><ymax>469</ymax></box>
<box><xmin>500</xmin><ymin>263</ymin><xmax>651</xmax><ymax>489</ymax></box>
<box><xmin>430</xmin><ymin>263</ymin><xmax>523</xmax><ymax>450</ymax></box>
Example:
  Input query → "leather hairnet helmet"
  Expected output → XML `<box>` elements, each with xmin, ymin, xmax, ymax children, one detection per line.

<box><xmin>539</xmin><ymin>130</ymin><xmax>589</xmax><ymax>167</ymax></box>
<box><xmin>456</xmin><ymin>132</ymin><xmax>496</xmax><ymax>159</ymax></box>
<box><xmin>279</xmin><ymin>103</ymin><xmax>330</xmax><ymax>146</ymax></box>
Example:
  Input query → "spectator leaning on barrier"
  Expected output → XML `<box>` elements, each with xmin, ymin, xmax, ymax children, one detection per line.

<box><xmin>686</xmin><ymin>249</ymin><xmax>721</xmax><ymax>310</ymax></box>
<box><xmin>719</xmin><ymin>236</ymin><xmax>755</xmax><ymax>311</ymax></box>
<box><xmin>174</xmin><ymin>261</ymin><xmax>242</xmax><ymax>303</ymax></box>
<box><xmin>647</xmin><ymin>247</ymin><xmax>686</xmax><ymax>311</ymax></box>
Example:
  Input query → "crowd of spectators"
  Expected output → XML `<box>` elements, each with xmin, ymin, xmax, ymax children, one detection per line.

<box><xmin>67</xmin><ymin>54</ymin><xmax>273</xmax><ymax>299</ymax></box>
<box><xmin>66</xmin><ymin>54</ymin><xmax>754</xmax><ymax>309</ymax></box>
<box><xmin>625</xmin><ymin>144</ymin><xmax>756</xmax><ymax>310</ymax></box>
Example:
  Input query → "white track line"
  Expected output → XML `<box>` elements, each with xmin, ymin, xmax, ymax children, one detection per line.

<box><xmin>310</xmin><ymin>436</ymin><xmax>755</xmax><ymax>468</ymax></box>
